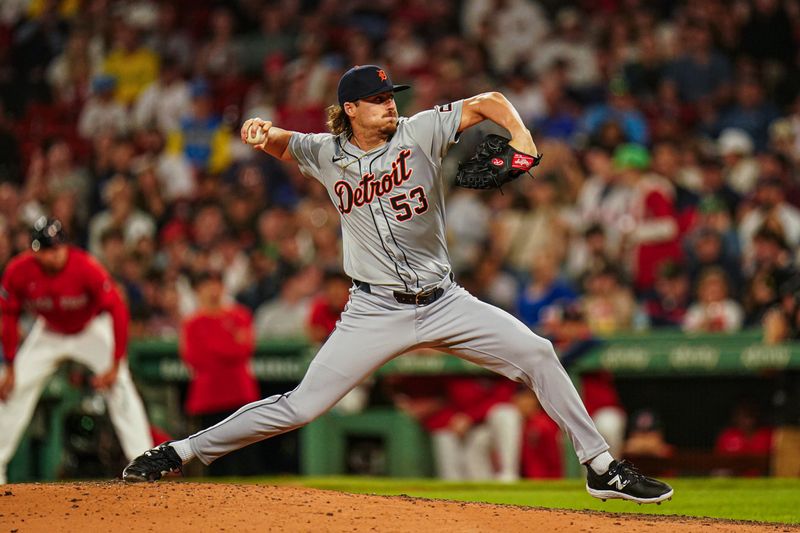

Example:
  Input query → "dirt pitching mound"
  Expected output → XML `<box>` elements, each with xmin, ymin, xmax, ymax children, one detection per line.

<box><xmin>0</xmin><ymin>482</ymin><xmax>795</xmax><ymax>532</ymax></box>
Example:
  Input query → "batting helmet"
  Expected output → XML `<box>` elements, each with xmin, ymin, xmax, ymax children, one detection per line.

<box><xmin>30</xmin><ymin>217</ymin><xmax>65</xmax><ymax>252</ymax></box>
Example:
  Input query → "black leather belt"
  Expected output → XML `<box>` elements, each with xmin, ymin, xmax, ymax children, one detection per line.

<box><xmin>392</xmin><ymin>286</ymin><xmax>444</xmax><ymax>306</ymax></box>
<box><xmin>354</xmin><ymin>273</ymin><xmax>452</xmax><ymax>306</ymax></box>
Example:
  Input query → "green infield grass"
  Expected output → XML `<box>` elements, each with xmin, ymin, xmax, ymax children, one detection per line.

<box><xmin>221</xmin><ymin>476</ymin><xmax>800</xmax><ymax>525</ymax></box>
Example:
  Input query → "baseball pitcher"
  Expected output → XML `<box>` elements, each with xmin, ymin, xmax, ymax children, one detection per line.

<box><xmin>0</xmin><ymin>218</ymin><xmax>153</xmax><ymax>483</ymax></box>
<box><xmin>123</xmin><ymin>65</ymin><xmax>672</xmax><ymax>504</ymax></box>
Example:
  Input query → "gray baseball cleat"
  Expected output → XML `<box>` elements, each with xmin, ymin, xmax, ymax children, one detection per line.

<box><xmin>586</xmin><ymin>460</ymin><xmax>673</xmax><ymax>504</ymax></box>
<box><xmin>122</xmin><ymin>442</ymin><xmax>182</xmax><ymax>482</ymax></box>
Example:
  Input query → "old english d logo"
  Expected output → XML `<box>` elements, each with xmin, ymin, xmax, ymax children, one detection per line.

<box><xmin>377</xmin><ymin>69</ymin><xmax>388</xmax><ymax>81</ymax></box>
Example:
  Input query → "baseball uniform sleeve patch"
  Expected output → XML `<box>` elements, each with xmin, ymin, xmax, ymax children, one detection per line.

<box><xmin>436</xmin><ymin>103</ymin><xmax>453</xmax><ymax>113</ymax></box>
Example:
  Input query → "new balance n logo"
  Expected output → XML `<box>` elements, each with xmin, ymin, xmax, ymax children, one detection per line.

<box><xmin>607</xmin><ymin>474</ymin><xmax>630</xmax><ymax>491</ymax></box>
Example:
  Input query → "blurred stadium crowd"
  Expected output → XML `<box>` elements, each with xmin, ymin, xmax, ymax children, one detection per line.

<box><xmin>0</xmin><ymin>0</ymin><xmax>799</xmax><ymax>343</ymax></box>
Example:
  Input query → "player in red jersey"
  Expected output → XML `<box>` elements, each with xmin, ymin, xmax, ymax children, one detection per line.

<box><xmin>0</xmin><ymin>218</ymin><xmax>152</xmax><ymax>484</ymax></box>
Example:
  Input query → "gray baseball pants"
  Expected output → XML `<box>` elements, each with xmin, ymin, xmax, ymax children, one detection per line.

<box><xmin>187</xmin><ymin>275</ymin><xmax>609</xmax><ymax>465</ymax></box>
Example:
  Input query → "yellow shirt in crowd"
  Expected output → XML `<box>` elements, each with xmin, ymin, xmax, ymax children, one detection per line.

<box><xmin>103</xmin><ymin>48</ymin><xmax>159</xmax><ymax>106</ymax></box>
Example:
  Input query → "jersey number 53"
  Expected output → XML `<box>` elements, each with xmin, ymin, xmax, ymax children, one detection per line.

<box><xmin>389</xmin><ymin>186</ymin><xmax>429</xmax><ymax>222</ymax></box>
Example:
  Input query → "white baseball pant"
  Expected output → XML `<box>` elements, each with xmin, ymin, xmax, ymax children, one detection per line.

<box><xmin>0</xmin><ymin>313</ymin><xmax>153</xmax><ymax>483</ymax></box>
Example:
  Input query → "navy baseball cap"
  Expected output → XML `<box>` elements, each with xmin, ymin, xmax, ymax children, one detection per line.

<box><xmin>337</xmin><ymin>65</ymin><xmax>410</xmax><ymax>106</ymax></box>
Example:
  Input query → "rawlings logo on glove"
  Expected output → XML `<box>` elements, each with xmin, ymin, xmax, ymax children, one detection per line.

<box><xmin>511</xmin><ymin>153</ymin><xmax>536</xmax><ymax>171</ymax></box>
<box><xmin>455</xmin><ymin>134</ymin><xmax>542</xmax><ymax>190</ymax></box>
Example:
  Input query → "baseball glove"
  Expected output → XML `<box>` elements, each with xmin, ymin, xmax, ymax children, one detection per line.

<box><xmin>455</xmin><ymin>134</ymin><xmax>542</xmax><ymax>190</ymax></box>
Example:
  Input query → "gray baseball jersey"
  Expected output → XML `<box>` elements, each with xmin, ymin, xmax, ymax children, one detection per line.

<box><xmin>289</xmin><ymin>101</ymin><xmax>463</xmax><ymax>291</ymax></box>
<box><xmin>180</xmin><ymin>102</ymin><xmax>609</xmax><ymax>473</ymax></box>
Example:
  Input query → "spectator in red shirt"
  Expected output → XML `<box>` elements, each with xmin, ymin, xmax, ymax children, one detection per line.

<box><xmin>180</xmin><ymin>270</ymin><xmax>259</xmax><ymax>476</ymax></box>
<box><xmin>0</xmin><ymin>218</ymin><xmax>152</xmax><ymax>484</ymax></box>
<box><xmin>515</xmin><ymin>388</ymin><xmax>562</xmax><ymax>478</ymax></box>
<box><xmin>306</xmin><ymin>270</ymin><xmax>351</xmax><ymax>342</ymax></box>
<box><xmin>614</xmin><ymin>144</ymin><xmax>683</xmax><ymax>293</ymax></box>
<box><xmin>715</xmin><ymin>401</ymin><xmax>773</xmax><ymax>457</ymax></box>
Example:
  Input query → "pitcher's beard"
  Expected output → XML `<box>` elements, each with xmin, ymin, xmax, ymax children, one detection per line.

<box><xmin>379</xmin><ymin>119</ymin><xmax>398</xmax><ymax>139</ymax></box>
